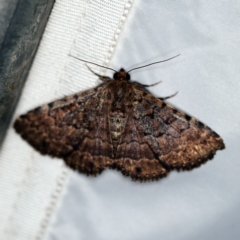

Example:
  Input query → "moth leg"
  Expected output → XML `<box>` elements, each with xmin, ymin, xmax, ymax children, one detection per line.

<box><xmin>86</xmin><ymin>64</ymin><xmax>112</xmax><ymax>82</ymax></box>
<box><xmin>141</xmin><ymin>80</ymin><xmax>162</xmax><ymax>87</ymax></box>
<box><xmin>158</xmin><ymin>91</ymin><xmax>178</xmax><ymax>100</ymax></box>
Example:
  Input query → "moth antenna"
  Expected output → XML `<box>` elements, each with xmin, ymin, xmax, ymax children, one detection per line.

<box><xmin>127</xmin><ymin>54</ymin><xmax>181</xmax><ymax>73</ymax></box>
<box><xmin>69</xmin><ymin>55</ymin><xmax>117</xmax><ymax>73</ymax></box>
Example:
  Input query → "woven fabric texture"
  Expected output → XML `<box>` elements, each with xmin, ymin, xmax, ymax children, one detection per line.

<box><xmin>0</xmin><ymin>1</ymin><xmax>134</xmax><ymax>239</ymax></box>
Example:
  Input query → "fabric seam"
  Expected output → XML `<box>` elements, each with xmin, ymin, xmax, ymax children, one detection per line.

<box><xmin>103</xmin><ymin>0</ymin><xmax>134</xmax><ymax>73</ymax></box>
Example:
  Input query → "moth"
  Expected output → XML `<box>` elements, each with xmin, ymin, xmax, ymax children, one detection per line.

<box><xmin>14</xmin><ymin>55</ymin><xmax>225</xmax><ymax>181</ymax></box>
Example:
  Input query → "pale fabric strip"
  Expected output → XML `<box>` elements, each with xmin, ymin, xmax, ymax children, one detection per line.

<box><xmin>0</xmin><ymin>0</ymin><xmax>134</xmax><ymax>240</ymax></box>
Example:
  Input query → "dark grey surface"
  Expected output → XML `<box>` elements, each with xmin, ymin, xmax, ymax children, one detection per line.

<box><xmin>0</xmin><ymin>0</ymin><xmax>18</xmax><ymax>46</ymax></box>
<box><xmin>0</xmin><ymin>0</ymin><xmax>55</xmax><ymax>146</ymax></box>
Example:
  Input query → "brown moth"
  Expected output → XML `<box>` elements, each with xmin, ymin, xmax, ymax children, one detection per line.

<box><xmin>14</xmin><ymin>56</ymin><xmax>225</xmax><ymax>181</ymax></box>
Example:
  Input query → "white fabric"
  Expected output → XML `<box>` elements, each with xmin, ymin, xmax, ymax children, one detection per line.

<box><xmin>1</xmin><ymin>0</ymin><xmax>240</xmax><ymax>240</ymax></box>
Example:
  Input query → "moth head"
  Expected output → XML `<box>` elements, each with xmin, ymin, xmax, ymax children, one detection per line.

<box><xmin>113</xmin><ymin>68</ymin><xmax>130</xmax><ymax>81</ymax></box>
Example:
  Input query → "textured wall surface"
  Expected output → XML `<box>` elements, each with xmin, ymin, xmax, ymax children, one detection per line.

<box><xmin>0</xmin><ymin>0</ymin><xmax>55</xmax><ymax>145</ymax></box>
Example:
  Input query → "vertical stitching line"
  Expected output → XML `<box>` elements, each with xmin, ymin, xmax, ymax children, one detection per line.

<box><xmin>34</xmin><ymin>166</ymin><xmax>70</xmax><ymax>240</ymax></box>
<box><xmin>103</xmin><ymin>0</ymin><xmax>135</xmax><ymax>70</ymax></box>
